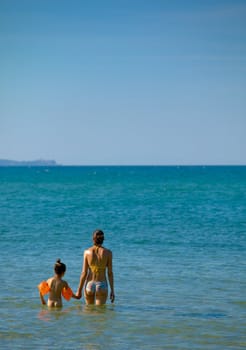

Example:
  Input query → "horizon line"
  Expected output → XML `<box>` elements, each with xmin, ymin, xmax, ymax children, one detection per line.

<box><xmin>1</xmin><ymin>164</ymin><xmax>246</xmax><ymax>167</ymax></box>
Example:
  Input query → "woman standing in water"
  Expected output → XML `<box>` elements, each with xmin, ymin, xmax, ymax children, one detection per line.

<box><xmin>76</xmin><ymin>229</ymin><xmax>115</xmax><ymax>305</ymax></box>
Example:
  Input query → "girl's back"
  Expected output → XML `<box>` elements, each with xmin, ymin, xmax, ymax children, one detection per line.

<box><xmin>47</xmin><ymin>276</ymin><xmax>68</xmax><ymax>307</ymax></box>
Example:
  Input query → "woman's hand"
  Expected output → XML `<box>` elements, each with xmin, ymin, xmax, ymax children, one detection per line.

<box><xmin>110</xmin><ymin>291</ymin><xmax>115</xmax><ymax>303</ymax></box>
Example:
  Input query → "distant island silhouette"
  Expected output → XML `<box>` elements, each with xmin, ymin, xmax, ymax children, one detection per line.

<box><xmin>0</xmin><ymin>159</ymin><xmax>59</xmax><ymax>166</ymax></box>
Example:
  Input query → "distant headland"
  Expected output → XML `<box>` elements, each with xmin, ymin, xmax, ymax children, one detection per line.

<box><xmin>0</xmin><ymin>159</ymin><xmax>59</xmax><ymax>166</ymax></box>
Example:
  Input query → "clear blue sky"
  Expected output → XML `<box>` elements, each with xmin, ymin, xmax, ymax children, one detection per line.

<box><xmin>1</xmin><ymin>0</ymin><xmax>246</xmax><ymax>165</ymax></box>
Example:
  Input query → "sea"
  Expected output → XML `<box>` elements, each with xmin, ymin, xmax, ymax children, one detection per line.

<box><xmin>0</xmin><ymin>166</ymin><xmax>245</xmax><ymax>350</ymax></box>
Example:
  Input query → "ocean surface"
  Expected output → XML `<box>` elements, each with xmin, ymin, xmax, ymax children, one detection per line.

<box><xmin>0</xmin><ymin>166</ymin><xmax>245</xmax><ymax>350</ymax></box>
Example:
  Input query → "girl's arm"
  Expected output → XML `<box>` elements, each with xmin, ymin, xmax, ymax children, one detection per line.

<box><xmin>38</xmin><ymin>280</ymin><xmax>50</xmax><ymax>305</ymax></box>
<box><xmin>62</xmin><ymin>281</ymin><xmax>80</xmax><ymax>300</ymax></box>
<box><xmin>39</xmin><ymin>291</ymin><xmax>46</xmax><ymax>305</ymax></box>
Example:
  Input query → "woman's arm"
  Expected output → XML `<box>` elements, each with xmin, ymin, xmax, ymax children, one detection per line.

<box><xmin>76</xmin><ymin>251</ymin><xmax>89</xmax><ymax>299</ymax></box>
<box><xmin>107</xmin><ymin>251</ymin><xmax>115</xmax><ymax>303</ymax></box>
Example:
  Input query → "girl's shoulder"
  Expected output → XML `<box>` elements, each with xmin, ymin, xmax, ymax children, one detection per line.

<box><xmin>47</xmin><ymin>277</ymin><xmax>54</xmax><ymax>284</ymax></box>
<box><xmin>46</xmin><ymin>277</ymin><xmax>56</xmax><ymax>288</ymax></box>
<box><xmin>61</xmin><ymin>279</ymin><xmax>68</xmax><ymax>288</ymax></box>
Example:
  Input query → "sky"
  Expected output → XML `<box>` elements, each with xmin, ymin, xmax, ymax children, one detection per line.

<box><xmin>0</xmin><ymin>0</ymin><xmax>246</xmax><ymax>165</ymax></box>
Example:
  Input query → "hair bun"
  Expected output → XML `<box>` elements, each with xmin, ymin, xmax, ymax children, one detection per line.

<box><xmin>56</xmin><ymin>259</ymin><xmax>61</xmax><ymax>264</ymax></box>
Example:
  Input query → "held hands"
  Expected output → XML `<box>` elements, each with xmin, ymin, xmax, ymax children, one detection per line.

<box><xmin>72</xmin><ymin>293</ymin><xmax>81</xmax><ymax>300</ymax></box>
<box><xmin>76</xmin><ymin>290</ymin><xmax>82</xmax><ymax>300</ymax></box>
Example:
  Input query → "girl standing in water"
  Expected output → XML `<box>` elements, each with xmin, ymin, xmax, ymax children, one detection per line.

<box><xmin>38</xmin><ymin>259</ymin><xmax>78</xmax><ymax>307</ymax></box>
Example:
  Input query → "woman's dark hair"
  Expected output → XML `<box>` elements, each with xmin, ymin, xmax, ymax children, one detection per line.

<box><xmin>93</xmin><ymin>229</ymin><xmax>104</xmax><ymax>237</ymax></box>
<box><xmin>54</xmin><ymin>259</ymin><xmax>66</xmax><ymax>275</ymax></box>
<box><xmin>93</xmin><ymin>229</ymin><xmax>104</xmax><ymax>246</ymax></box>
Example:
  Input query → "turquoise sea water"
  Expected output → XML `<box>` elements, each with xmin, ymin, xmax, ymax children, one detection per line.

<box><xmin>0</xmin><ymin>166</ymin><xmax>246</xmax><ymax>349</ymax></box>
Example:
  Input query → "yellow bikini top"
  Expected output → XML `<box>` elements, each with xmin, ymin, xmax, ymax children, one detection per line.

<box><xmin>89</xmin><ymin>246</ymin><xmax>106</xmax><ymax>274</ymax></box>
<box><xmin>89</xmin><ymin>264</ymin><xmax>105</xmax><ymax>274</ymax></box>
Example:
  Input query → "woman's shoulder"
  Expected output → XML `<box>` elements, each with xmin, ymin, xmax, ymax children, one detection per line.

<box><xmin>84</xmin><ymin>246</ymin><xmax>94</xmax><ymax>255</ymax></box>
<box><xmin>102</xmin><ymin>247</ymin><xmax>112</xmax><ymax>256</ymax></box>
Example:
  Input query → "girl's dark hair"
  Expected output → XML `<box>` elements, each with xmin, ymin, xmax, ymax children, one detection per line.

<box><xmin>54</xmin><ymin>259</ymin><xmax>66</xmax><ymax>275</ymax></box>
